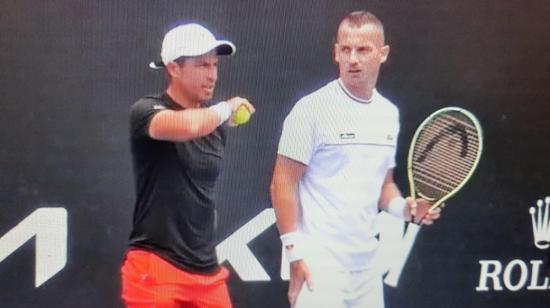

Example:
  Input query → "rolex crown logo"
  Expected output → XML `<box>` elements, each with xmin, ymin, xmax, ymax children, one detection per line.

<box><xmin>529</xmin><ymin>196</ymin><xmax>550</xmax><ymax>250</ymax></box>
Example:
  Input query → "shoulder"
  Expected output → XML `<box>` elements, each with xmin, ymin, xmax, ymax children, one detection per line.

<box><xmin>131</xmin><ymin>94</ymin><xmax>166</xmax><ymax>112</ymax></box>
<box><xmin>129</xmin><ymin>94</ymin><xmax>169</xmax><ymax>123</ymax></box>
<box><xmin>290</xmin><ymin>80</ymin><xmax>338</xmax><ymax>113</ymax></box>
<box><xmin>373</xmin><ymin>89</ymin><xmax>399</xmax><ymax>117</ymax></box>
<box><xmin>129</xmin><ymin>94</ymin><xmax>167</xmax><ymax>138</ymax></box>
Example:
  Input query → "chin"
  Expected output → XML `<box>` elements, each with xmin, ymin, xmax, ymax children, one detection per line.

<box><xmin>342</xmin><ymin>78</ymin><xmax>364</xmax><ymax>88</ymax></box>
<box><xmin>202</xmin><ymin>93</ymin><xmax>214</xmax><ymax>101</ymax></box>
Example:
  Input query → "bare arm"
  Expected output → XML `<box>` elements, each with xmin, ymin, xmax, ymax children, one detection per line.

<box><xmin>378</xmin><ymin>169</ymin><xmax>404</xmax><ymax>212</ymax></box>
<box><xmin>270</xmin><ymin>155</ymin><xmax>307</xmax><ymax>235</ymax></box>
<box><xmin>149</xmin><ymin>108</ymin><xmax>223</xmax><ymax>142</ymax></box>
<box><xmin>270</xmin><ymin>154</ymin><xmax>313</xmax><ymax>303</ymax></box>
<box><xmin>149</xmin><ymin>97</ymin><xmax>255</xmax><ymax>142</ymax></box>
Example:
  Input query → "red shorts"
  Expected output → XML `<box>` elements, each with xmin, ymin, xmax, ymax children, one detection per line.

<box><xmin>121</xmin><ymin>249</ymin><xmax>232</xmax><ymax>308</ymax></box>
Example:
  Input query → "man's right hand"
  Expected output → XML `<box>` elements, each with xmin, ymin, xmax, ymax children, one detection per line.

<box><xmin>225</xmin><ymin>97</ymin><xmax>255</xmax><ymax>127</ymax></box>
<box><xmin>226</xmin><ymin>97</ymin><xmax>255</xmax><ymax>113</ymax></box>
<box><xmin>288</xmin><ymin>259</ymin><xmax>313</xmax><ymax>308</ymax></box>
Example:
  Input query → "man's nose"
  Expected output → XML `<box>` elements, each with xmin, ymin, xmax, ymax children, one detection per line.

<box><xmin>349</xmin><ymin>49</ymin><xmax>359</xmax><ymax>63</ymax></box>
<box><xmin>207</xmin><ymin>66</ymin><xmax>218</xmax><ymax>81</ymax></box>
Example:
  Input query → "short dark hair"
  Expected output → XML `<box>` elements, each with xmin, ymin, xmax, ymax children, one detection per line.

<box><xmin>173</xmin><ymin>56</ymin><xmax>189</xmax><ymax>66</ymax></box>
<box><xmin>337</xmin><ymin>11</ymin><xmax>385</xmax><ymax>43</ymax></box>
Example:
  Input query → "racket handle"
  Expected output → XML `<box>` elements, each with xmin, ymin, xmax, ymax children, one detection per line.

<box><xmin>412</xmin><ymin>202</ymin><xmax>440</xmax><ymax>224</ymax></box>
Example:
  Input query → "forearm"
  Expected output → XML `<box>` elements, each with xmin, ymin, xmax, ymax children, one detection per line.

<box><xmin>271</xmin><ymin>187</ymin><xmax>299</xmax><ymax>235</ymax></box>
<box><xmin>377</xmin><ymin>169</ymin><xmax>412</xmax><ymax>221</ymax></box>
<box><xmin>271</xmin><ymin>176</ymin><xmax>304</xmax><ymax>263</ymax></box>
<box><xmin>378</xmin><ymin>180</ymin><xmax>403</xmax><ymax>211</ymax></box>
<box><xmin>149</xmin><ymin>104</ymin><xmax>230</xmax><ymax>142</ymax></box>
<box><xmin>270</xmin><ymin>155</ymin><xmax>306</xmax><ymax>235</ymax></box>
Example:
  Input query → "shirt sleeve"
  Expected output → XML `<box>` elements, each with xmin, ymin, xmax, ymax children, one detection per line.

<box><xmin>129</xmin><ymin>98</ymin><xmax>165</xmax><ymax>140</ymax></box>
<box><xmin>277</xmin><ymin>100</ymin><xmax>318</xmax><ymax>165</ymax></box>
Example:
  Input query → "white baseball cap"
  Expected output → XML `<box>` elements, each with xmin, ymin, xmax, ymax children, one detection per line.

<box><xmin>149</xmin><ymin>23</ymin><xmax>235</xmax><ymax>69</ymax></box>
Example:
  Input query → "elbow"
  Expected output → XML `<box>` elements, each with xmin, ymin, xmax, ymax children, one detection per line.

<box><xmin>269</xmin><ymin>179</ymin><xmax>280</xmax><ymax>207</ymax></box>
<box><xmin>270</xmin><ymin>177</ymin><xmax>292</xmax><ymax>210</ymax></box>
<box><xmin>148</xmin><ymin>125</ymin><xmax>163</xmax><ymax>140</ymax></box>
<box><xmin>269</xmin><ymin>180</ymin><xmax>277</xmax><ymax>201</ymax></box>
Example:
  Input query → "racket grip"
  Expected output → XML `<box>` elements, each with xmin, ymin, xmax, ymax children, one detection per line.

<box><xmin>412</xmin><ymin>202</ymin><xmax>438</xmax><ymax>224</ymax></box>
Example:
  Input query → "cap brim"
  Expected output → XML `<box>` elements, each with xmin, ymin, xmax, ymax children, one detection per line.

<box><xmin>214</xmin><ymin>40</ymin><xmax>236</xmax><ymax>56</ymax></box>
<box><xmin>149</xmin><ymin>40</ymin><xmax>236</xmax><ymax>69</ymax></box>
<box><xmin>149</xmin><ymin>61</ymin><xmax>165</xmax><ymax>70</ymax></box>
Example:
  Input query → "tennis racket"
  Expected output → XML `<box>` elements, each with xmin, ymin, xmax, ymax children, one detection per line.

<box><xmin>408</xmin><ymin>107</ymin><xmax>483</xmax><ymax>223</ymax></box>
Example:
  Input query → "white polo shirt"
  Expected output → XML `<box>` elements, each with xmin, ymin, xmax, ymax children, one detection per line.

<box><xmin>278</xmin><ymin>79</ymin><xmax>400</xmax><ymax>270</ymax></box>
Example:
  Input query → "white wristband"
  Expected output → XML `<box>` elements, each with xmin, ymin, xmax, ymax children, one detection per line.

<box><xmin>208</xmin><ymin>101</ymin><xmax>232</xmax><ymax>125</ymax></box>
<box><xmin>386</xmin><ymin>197</ymin><xmax>407</xmax><ymax>220</ymax></box>
<box><xmin>280</xmin><ymin>232</ymin><xmax>305</xmax><ymax>263</ymax></box>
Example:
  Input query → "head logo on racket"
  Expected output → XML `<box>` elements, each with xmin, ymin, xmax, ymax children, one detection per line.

<box><xmin>416</xmin><ymin>122</ymin><xmax>470</xmax><ymax>163</ymax></box>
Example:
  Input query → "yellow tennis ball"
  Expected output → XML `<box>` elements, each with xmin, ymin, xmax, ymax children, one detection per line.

<box><xmin>233</xmin><ymin>105</ymin><xmax>251</xmax><ymax>125</ymax></box>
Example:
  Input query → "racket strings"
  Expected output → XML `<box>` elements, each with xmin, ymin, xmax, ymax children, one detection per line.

<box><xmin>427</xmin><ymin>118</ymin><xmax>479</xmax><ymax>160</ymax></box>
<box><xmin>414</xmin><ymin>177</ymin><xmax>453</xmax><ymax>200</ymax></box>
<box><xmin>415</xmin><ymin>143</ymin><xmax>478</xmax><ymax>167</ymax></box>
<box><xmin>413</xmin><ymin>143</ymin><xmax>478</xmax><ymax>184</ymax></box>
<box><xmin>414</xmin><ymin>127</ymin><xmax>479</xmax><ymax>174</ymax></box>
<box><xmin>411</xmin><ymin>111</ymin><xmax>481</xmax><ymax>200</ymax></box>
<box><xmin>437</xmin><ymin>114</ymin><xmax>477</xmax><ymax>130</ymax></box>
<box><xmin>414</xmin><ymin>162</ymin><xmax>467</xmax><ymax>188</ymax></box>
<box><xmin>414</xmin><ymin>168</ymin><xmax>460</xmax><ymax>193</ymax></box>
<box><xmin>428</xmin><ymin>120</ymin><xmax>479</xmax><ymax>155</ymax></box>
<box><xmin>413</xmin><ymin>127</ymin><xmax>479</xmax><ymax>177</ymax></box>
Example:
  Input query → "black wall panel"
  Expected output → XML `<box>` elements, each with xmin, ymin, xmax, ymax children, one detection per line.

<box><xmin>1</xmin><ymin>1</ymin><xmax>549</xmax><ymax>307</ymax></box>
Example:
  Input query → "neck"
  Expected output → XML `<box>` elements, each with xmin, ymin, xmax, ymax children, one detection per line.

<box><xmin>166</xmin><ymin>86</ymin><xmax>202</xmax><ymax>109</ymax></box>
<box><xmin>338</xmin><ymin>79</ymin><xmax>375</xmax><ymax>102</ymax></box>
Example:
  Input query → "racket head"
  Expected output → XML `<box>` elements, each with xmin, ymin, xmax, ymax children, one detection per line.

<box><xmin>407</xmin><ymin>107</ymin><xmax>483</xmax><ymax>211</ymax></box>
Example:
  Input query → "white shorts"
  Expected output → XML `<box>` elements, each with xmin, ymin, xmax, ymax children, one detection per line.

<box><xmin>294</xmin><ymin>259</ymin><xmax>385</xmax><ymax>308</ymax></box>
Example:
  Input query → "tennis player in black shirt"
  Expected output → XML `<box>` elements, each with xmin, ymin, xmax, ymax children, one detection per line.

<box><xmin>121</xmin><ymin>23</ymin><xmax>254</xmax><ymax>308</ymax></box>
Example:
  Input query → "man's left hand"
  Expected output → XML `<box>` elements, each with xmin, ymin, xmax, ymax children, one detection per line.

<box><xmin>406</xmin><ymin>197</ymin><xmax>442</xmax><ymax>225</ymax></box>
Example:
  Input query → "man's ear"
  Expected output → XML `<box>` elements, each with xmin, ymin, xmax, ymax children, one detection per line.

<box><xmin>380</xmin><ymin>45</ymin><xmax>390</xmax><ymax>63</ymax></box>
<box><xmin>165</xmin><ymin>62</ymin><xmax>180</xmax><ymax>78</ymax></box>
<box><xmin>333</xmin><ymin>44</ymin><xmax>340</xmax><ymax>64</ymax></box>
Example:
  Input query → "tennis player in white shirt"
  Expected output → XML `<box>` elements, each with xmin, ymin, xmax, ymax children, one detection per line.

<box><xmin>271</xmin><ymin>11</ymin><xmax>441</xmax><ymax>308</ymax></box>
